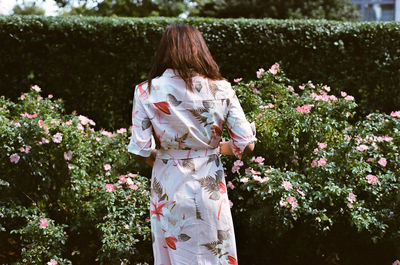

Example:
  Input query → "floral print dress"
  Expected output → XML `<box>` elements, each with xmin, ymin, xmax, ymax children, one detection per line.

<box><xmin>127</xmin><ymin>68</ymin><xmax>256</xmax><ymax>265</ymax></box>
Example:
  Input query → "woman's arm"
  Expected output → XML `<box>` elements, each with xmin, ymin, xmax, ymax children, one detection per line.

<box><xmin>131</xmin><ymin>149</ymin><xmax>157</xmax><ymax>167</ymax></box>
<box><xmin>219</xmin><ymin>141</ymin><xmax>255</xmax><ymax>156</ymax></box>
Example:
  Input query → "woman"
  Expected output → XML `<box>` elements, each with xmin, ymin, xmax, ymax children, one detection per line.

<box><xmin>128</xmin><ymin>23</ymin><xmax>256</xmax><ymax>265</ymax></box>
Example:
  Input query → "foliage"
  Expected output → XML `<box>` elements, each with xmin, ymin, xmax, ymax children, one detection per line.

<box><xmin>195</xmin><ymin>0</ymin><xmax>361</xmax><ymax>21</ymax></box>
<box><xmin>55</xmin><ymin>0</ymin><xmax>361</xmax><ymax>21</ymax></box>
<box><xmin>1</xmin><ymin>15</ymin><xmax>399</xmax><ymax>130</ymax></box>
<box><xmin>11</xmin><ymin>2</ymin><xmax>45</xmax><ymax>16</ymax></box>
<box><xmin>0</xmin><ymin>86</ymin><xmax>151</xmax><ymax>264</ymax></box>
<box><xmin>221</xmin><ymin>63</ymin><xmax>400</xmax><ymax>264</ymax></box>
<box><xmin>57</xmin><ymin>0</ymin><xmax>191</xmax><ymax>17</ymax></box>
<box><xmin>1</xmin><ymin>63</ymin><xmax>400</xmax><ymax>264</ymax></box>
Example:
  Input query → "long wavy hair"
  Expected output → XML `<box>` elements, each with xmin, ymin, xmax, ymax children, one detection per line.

<box><xmin>147</xmin><ymin>23</ymin><xmax>225</xmax><ymax>93</ymax></box>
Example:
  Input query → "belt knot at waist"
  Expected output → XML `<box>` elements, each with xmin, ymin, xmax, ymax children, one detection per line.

<box><xmin>156</xmin><ymin>147</ymin><xmax>220</xmax><ymax>159</ymax></box>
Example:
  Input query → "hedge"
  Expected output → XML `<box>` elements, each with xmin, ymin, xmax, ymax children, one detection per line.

<box><xmin>0</xmin><ymin>15</ymin><xmax>399</xmax><ymax>131</ymax></box>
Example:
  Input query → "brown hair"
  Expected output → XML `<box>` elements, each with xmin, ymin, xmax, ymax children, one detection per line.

<box><xmin>147</xmin><ymin>23</ymin><xmax>225</xmax><ymax>93</ymax></box>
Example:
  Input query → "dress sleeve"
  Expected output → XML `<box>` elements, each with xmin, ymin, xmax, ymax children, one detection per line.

<box><xmin>225</xmin><ymin>85</ymin><xmax>257</xmax><ymax>159</ymax></box>
<box><xmin>127</xmin><ymin>84</ymin><xmax>156</xmax><ymax>157</ymax></box>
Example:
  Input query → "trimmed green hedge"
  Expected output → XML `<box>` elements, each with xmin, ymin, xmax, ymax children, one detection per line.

<box><xmin>0</xmin><ymin>15</ymin><xmax>399</xmax><ymax>130</ymax></box>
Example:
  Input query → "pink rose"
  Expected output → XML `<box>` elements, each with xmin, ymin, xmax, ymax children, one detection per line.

<box><xmin>347</xmin><ymin>192</ymin><xmax>356</xmax><ymax>203</ymax></box>
<box><xmin>104</xmin><ymin>164</ymin><xmax>112</xmax><ymax>171</ymax></box>
<box><xmin>10</xmin><ymin>153</ymin><xmax>20</xmax><ymax>164</ymax></box>
<box><xmin>31</xmin><ymin>85</ymin><xmax>41</xmax><ymax>92</ymax></box>
<box><xmin>118</xmin><ymin>175</ymin><xmax>127</xmax><ymax>184</ymax></box>
<box><xmin>311</xmin><ymin>160</ymin><xmax>317</xmax><ymax>167</ymax></box>
<box><xmin>39</xmin><ymin>218</ymin><xmax>49</xmax><ymax>229</ymax></box>
<box><xmin>240</xmin><ymin>177</ymin><xmax>249</xmax><ymax>183</ymax></box>
<box><xmin>377</xmin><ymin>157</ymin><xmax>387</xmax><ymax>167</ymax></box>
<box><xmin>390</xmin><ymin>111</ymin><xmax>400</xmax><ymax>118</ymax></box>
<box><xmin>47</xmin><ymin>259</ymin><xmax>58</xmax><ymax>265</ymax></box>
<box><xmin>64</xmin><ymin>150</ymin><xmax>73</xmax><ymax>161</ymax></box>
<box><xmin>256</xmin><ymin>68</ymin><xmax>265</xmax><ymax>78</ymax></box>
<box><xmin>227</xmin><ymin>181</ymin><xmax>235</xmax><ymax>190</ymax></box>
<box><xmin>52</xmin><ymin>133</ymin><xmax>62</xmax><ymax>143</ymax></box>
<box><xmin>105</xmin><ymin>184</ymin><xmax>115</xmax><ymax>192</ymax></box>
<box><xmin>282</xmin><ymin>181</ymin><xmax>292</xmax><ymax>191</ymax></box>
<box><xmin>268</xmin><ymin>63</ymin><xmax>279</xmax><ymax>75</ymax></box>
<box><xmin>317</xmin><ymin>158</ymin><xmax>327</xmax><ymax>167</ymax></box>
<box><xmin>287</xmin><ymin>196</ymin><xmax>296</xmax><ymax>204</ymax></box>
<box><xmin>365</xmin><ymin>174</ymin><xmax>378</xmax><ymax>184</ymax></box>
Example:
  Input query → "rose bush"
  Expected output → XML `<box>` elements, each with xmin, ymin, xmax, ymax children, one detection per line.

<box><xmin>1</xmin><ymin>63</ymin><xmax>399</xmax><ymax>264</ymax></box>
<box><xmin>0</xmin><ymin>87</ymin><xmax>151</xmax><ymax>264</ymax></box>
<box><xmin>222</xmin><ymin>64</ymin><xmax>400</xmax><ymax>264</ymax></box>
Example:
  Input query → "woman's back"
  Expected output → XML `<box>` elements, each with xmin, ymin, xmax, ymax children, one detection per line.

<box><xmin>129</xmin><ymin>68</ymin><xmax>255</xmax><ymax>159</ymax></box>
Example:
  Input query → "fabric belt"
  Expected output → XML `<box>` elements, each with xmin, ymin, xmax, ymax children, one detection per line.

<box><xmin>156</xmin><ymin>147</ymin><xmax>220</xmax><ymax>159</ymax></box>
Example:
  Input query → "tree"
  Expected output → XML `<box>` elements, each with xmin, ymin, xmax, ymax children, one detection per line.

<box><xmin>57</xmin><ymin>0</ymin><xmax>191</xmax><ymax>17</ymax></box>
<box><xmin>12</xmin><ymin>1</ymin><xmax>46</xmax><ymax>16</ymax></box>
<box><xmin>193</xmin><ymin>0</ymin><xmax>361</xmax><ymax>21</ymax></box>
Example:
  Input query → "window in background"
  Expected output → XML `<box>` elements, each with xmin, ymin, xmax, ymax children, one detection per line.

<box><xmin>352</xmin><ymin>0</ymin><xmax>399</xmax><ymax>21</ymax></box>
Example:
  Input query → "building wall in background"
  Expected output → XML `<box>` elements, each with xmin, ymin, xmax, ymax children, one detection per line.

<box><xmin>352</xmin><ymin>0</ymin><xmax>400</xmax><ymax>21</ymax></box>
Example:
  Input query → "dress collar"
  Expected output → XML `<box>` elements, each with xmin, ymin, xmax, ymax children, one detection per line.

<box><xmin>162</xmin><ymin>68</ymin><xmax>178</xmax><ymax>77</ymax></box>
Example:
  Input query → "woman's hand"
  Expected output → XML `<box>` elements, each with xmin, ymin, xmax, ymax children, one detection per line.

<box><xmin>145</xmin><ymin>150</ymin><xmax>157</xmax><ymax>167</ymax></box>
<box><xmin>218</xmin><ymin>140</ymin><xmax>255</xmax><ymax>156</ymax></box>
<box><xmin>219</xmin><ymin>140</ymin><xmax>234</xmax><ymax>156</ymax></box>
<box><xmin>131</xmin><ymin>149</ymin><xmax>157</xmax><ymax>167</ymax></box>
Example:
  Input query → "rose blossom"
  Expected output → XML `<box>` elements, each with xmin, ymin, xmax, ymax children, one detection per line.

<box><xmin>231</xmin><ymin>160</ymin><xmax>243</xmax><ymax>174</ymax></box>
<box><xmin>377</xmin><ymin>157</ymin><xmax>387</xmax><ymax>167</ymax></box>
<box><xmin>39</xmin><ymin>218</ymin><xmax>48</xmax><ymax>228</ymax></box>
<box><xmin>317</xmin><ymin>158</ymin><xmax>327</xmax><ymax>167</ymax></box>
<box><xmin>282</xmin><ymin>181</ymin><xmax>292</xmax><ymax>191</ymax></box>
<box><xmin>390</xmin><ymin>111</ymin><xmax>400</xmax><ymax>118</ymax></box>
<box><xmin>311</xmin><ymin>160</ymin><xmax>317</xmax><ymax>167</ymax></box>
<box><xmin>64</xmin><ymin>150</ymin><xmax>73</xmax><ymax>161</ymax></box>
<box><xmin>347</xmin><ymin>192</ymin><xmax>356</xmax><ymax>203</ymax></box>
<box><xmin>31</xmin><ymin>85</ymin><xmax>41</xmax><ymax>92</ymax></box>
<box><xmin>268</xmin><ymin>63</ymin><xmax>279</xmax><ymax>75</ymax></box>
<box><xmin>296</xmin><ymin>104</ymin><xmax>313</xmax><ymax>114</ymax></box>
<box><xmin>222</xmin><ymin>181</ymin><xmax>233</xmax><ymax>191</ymax></box>
<box><xmin>47</xmin><ymin>259</ymin><xmax>58</xmax><ymax>265</ymax></box>
<box><xmin>240</xmin><ymin>177</ymin><xmax>249</xmax><ymax>183</ymax></box>
<box><xmin>118</xmin><ymin>175</ymin><xmax>127</xmax><ymax>184</ymax></box>
<box><xmin>10</xmin><ymin>153</ymin><xmax>20</xmax><ymax>163</ymax></box>
<box><xmin>105</xmin><ymin>184</ymin><xmax>115</xmax><ymax>192</ymax></box>
<box><xmin>356</xmin><ymin>144</ymin><xmax>368</xmax><ymax>152</ymax></box>
<box><xmin>52</xmin><ymin>133</ymin><xmax>62</xmax><ymax>143</ymax></box>
<box><xmin>256</xmin><ymin>68</ymin><xmax>265</xmax><ymax>78</ymax></box>
<box><xmin>365</xmin><ymin>174</ymin><xmax>378</xmax><ymax>184</ymax></box>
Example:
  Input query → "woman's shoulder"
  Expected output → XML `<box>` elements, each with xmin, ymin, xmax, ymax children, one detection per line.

<box><xmin>208</xmin><ymin>78</ymin><xmax>235</xmax><ymax>98</ymax></box>
<box><xmin>135</xmin><ymin>80</ymin><xmax>149</xmax><ymax>95</ymax></box>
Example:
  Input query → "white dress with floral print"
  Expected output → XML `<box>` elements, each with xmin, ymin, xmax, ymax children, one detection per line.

<box><xmin>128</xmin><ymin>68</ymin><xmax>256</xmax><ymax>265</ymax></box>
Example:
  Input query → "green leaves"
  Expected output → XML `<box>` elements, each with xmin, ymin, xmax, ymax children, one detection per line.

<box><xmin>0</xmin><ymin>87</ymin><xmax>150</xmax><ymax>264</ymax></box>
<box><xmin>223</xmin><ymin>64</ymin><xmax>400</xmax><ymax>263</ymax></box>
